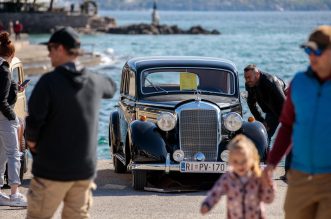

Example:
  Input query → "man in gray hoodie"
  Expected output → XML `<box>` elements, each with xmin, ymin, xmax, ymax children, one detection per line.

<box><xmin>25</xmin><ymin>27</ymin><xmax>116</xmax><ymax>218</ymax></box>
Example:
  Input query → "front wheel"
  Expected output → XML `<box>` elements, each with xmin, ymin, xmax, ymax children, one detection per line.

<box><xmin>132</xmin><ymin>170</ymin><xmax>147</xmax><ymax>190</ymax></box>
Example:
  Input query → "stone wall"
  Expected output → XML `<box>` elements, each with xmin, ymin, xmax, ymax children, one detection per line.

<box><xmin>0</xmin><ymin>12</ymin><xmax>90</xmax><ymax>33</ymax></box>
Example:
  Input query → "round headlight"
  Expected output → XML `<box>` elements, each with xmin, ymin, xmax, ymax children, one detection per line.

<box><xmin>173</xmin><ymin>150</ymin><xmax>185</xmax><ymax>162</ymax></box>
<box><xmin>157</xmin><ymin>112</ymin><xmax>177</xmax><ymax>131</ymax></box>
<box><xmin>220</xmin><ymin>150</ymin><xmax>230</xmax><ymax>162</ymax></box>
<box><xmin>223</xmin><ymin>112</ymin><xmax>243</xmax><ymax>132</ymax></box>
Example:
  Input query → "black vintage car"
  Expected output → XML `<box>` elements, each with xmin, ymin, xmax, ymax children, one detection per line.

<box><xmin>109</xmin><ymin>56</ymin><xmax>268</xmax><ymax>190</ymax></box>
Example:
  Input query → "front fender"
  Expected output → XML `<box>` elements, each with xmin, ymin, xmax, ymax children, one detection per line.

<box><xmin>241</xmin><ymin>121</ymin><xmax>268</xmax><ymax>160</ymax></box>
<box><xmin>130</xmin><ymin>120</ymin><xmax>167</xmax><ymax>163</ymax></box>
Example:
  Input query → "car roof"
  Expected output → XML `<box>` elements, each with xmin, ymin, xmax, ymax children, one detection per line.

<box><xmin>127</xmin><ymin>56</ymin><xmax>238</xmax><ymax>74</ymax></box>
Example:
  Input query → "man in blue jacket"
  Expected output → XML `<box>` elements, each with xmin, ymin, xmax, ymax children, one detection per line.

<box><xmin>25</xmin><ymin>27</ymin><xmax>116</xmax><ymax>218</ymax></box>
<box><xmin>263</xmin><ymin>25</ymin><xmax>331</xmax><ymax>219</ymax></box>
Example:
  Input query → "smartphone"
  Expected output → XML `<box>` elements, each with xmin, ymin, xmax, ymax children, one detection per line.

<box><xmin>20</xmin><ymin>79</ymin><xmax>31</xmax><ymax>87</ymax></box>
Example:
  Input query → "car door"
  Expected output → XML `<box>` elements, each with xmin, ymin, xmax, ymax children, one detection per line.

<box><xmin>11</xmin><ymin>58</ymin><xmax>28</xmax><ymax>119</ymax></box>
<box><xmin>118</xmin><ymin>67</ymin><xmax>136</xmax><ymax>153</ymax></box>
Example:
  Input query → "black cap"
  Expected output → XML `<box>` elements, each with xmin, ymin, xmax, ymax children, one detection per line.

<box><xmin>46</xmin><ymin>27</ymin><xmax>81</xmax><ymax>51</ymax></box>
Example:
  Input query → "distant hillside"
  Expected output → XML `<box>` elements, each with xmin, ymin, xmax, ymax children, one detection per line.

<box><xmin>97</xmin><ymin>0</ymin><xmax>331</xmax><ymax>11</ymax></box>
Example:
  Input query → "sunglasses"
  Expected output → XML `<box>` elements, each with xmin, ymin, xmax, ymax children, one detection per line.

<box><xmin>47</xmin><ymin>43</ymin><xmax>59</xmax><ymax>52</ymax></box>
<box><xmin>304</xmin><ymin>47</ymin><xmax>324</xmax><ymax>56</ymax></box>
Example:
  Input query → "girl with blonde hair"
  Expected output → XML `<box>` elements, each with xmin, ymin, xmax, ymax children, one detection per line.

<box><xmin>200</xmin><ymin>134</ymin><xmax>275</xmax><ymax>219</ymax></box>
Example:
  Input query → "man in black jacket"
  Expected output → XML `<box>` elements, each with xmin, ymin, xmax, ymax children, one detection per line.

<box><xmin>244</xmin><ymin>64</ymin><xmax>287</xmax><ymax>142</ymax></box>
<box><xmin>25</xmin><ymin>27</ymin><xmax>116</xmax><ymax>218</ymax></box>
<box><xmin>244</xmin><ymin>64</ymin><xmax>291</xmax><ymax>176</ymax></box>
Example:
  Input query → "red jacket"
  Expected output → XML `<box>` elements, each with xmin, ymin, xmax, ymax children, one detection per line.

<box><xmin>14</xmin><ymin>23</ymin><xmax>23</xmax><ymax>33</ymax></box>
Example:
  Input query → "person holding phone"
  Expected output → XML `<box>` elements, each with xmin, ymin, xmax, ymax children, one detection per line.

<box><xmin>0</xmin><ymin>31</ymin><xmax>27</xmax><ymax>207</ymax></box>
<box><xmin>18</xmin><ymin>79</ymin><xmax>30</xmax><ymax>92</ymax></box>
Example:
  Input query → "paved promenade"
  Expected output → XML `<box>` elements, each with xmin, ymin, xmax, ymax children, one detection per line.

<box><xmin>1</xmin><ymin>160</ymin><xmax>287</xmax><ymax>219</ymax></box>
<box><xmin>13</xmin><ymin>38</ymin><xmax>101</xmax><ymax>76</ymax></box>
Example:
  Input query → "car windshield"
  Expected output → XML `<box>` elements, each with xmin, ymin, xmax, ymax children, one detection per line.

<box><xmin>141</xmin><ymin>68</ymin><xmax>235</xmax><ymax>95</ymax></box>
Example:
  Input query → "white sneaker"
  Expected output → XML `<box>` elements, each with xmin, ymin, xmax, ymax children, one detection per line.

<box><xmin>0</xmin><ymin>192</ymin><xmax>10</xmax><ymax>206</ymax></box>
<box><xmin>9</xmin><ymin>192</ymin><xmax>27</xmax><ymax>207</ymax></box>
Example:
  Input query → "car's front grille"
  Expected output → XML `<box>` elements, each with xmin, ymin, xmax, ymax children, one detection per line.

<box><xmin>179</xmin><ymin>109</ymin><xmax>219</xmax><ymax>161</ymax></box>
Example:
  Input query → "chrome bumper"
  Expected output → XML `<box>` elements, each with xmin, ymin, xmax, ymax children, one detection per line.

<box><xmin>129</xmin><ymin>153</ymin><xmax>181</xmax><ymax>173</ymax></box>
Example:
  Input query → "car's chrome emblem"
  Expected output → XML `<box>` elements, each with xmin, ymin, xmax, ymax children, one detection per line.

<box><xmin>194</xmin><ymin>90</ymin><xmax>202</xmax><ymax>102</ymax></box>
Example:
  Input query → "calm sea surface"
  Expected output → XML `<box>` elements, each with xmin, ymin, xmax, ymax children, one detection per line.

<box><xmin>28</xmin><ymin>11</ymin><xmax>331</xmax><ymax>159</ymax></box>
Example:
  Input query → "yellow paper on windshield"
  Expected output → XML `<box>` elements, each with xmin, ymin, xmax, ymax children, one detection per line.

<box><xmin>180</xmin><ymin>72</ymin><xmax>197</xmax><ymax>90</ymax></box>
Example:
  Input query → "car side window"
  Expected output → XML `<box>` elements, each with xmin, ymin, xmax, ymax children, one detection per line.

<box><xmin>128</xmin><ymin>70</ymin><xmax>136</xmax><ymax>97</ymax></box>
<box><xmin>11</xmin><ymin>67</ymin><xmax>20</xmax><ymax>84</ymax></box>
<box><xmin>120</xmin><ymin>68</ymin><xmax>129</xmax><ymax>95</ymax></box>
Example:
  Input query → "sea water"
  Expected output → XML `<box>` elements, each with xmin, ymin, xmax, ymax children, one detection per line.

<box><xmin>27</xmin><ymin>10</ymin><xmax>331</xmax><ymax>159</ymax></box>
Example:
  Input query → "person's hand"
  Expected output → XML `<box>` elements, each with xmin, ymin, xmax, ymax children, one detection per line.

<box><xmin>18</xmin><ymin>83</ymin><xmax>27</xmax><ymax>92</ymax></box>
<box><xmin>200</xmin><ymin>204</ymin><xmax>209</xmax><ymax>215</ymax></box>
<box><xmin>262</xmin><ymin>165</ymin><xmax>275</xmax><ymax>187</ymax></box>
<box><xmin>18</xmin><ymin>79</ymin><xmax>30</xmax><ymax>92</ymax></box>
<box><xmin>18</xmin><ymin>84</ymin><xmax>25</xmax><ymax>92</ymax></box>
<box><xmin>27</xmin><ymin>140</ymin><xmax>37</xmax><ymax>153</ymax></box>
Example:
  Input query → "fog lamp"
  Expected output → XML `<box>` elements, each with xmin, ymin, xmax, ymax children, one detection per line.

<box><xmin>173</xmin><ymin>150</ymin><xmax>185</xmax><ymax>162</ymax></box>
<box><xmin>220</xmin><ymin>150</ymin><xmax>230</xmax><ymax>162</ymax></box>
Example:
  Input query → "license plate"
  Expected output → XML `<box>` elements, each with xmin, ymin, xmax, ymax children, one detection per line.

<box><xmin>180</xmin><ymin>161</ymin><xmax>227</xmax><ymax>173</ymax></box>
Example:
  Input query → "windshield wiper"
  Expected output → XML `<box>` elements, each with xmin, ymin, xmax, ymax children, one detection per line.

<box><xmin>145</xmin><ymin>78</ymin><xmax>168</xmax><ymax>94</ymax></box>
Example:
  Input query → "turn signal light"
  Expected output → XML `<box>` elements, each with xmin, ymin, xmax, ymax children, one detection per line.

<box><xmin>248</xmin><ymin>117</ymin><xmax>255</xmax><ymax>122</ymax></box>
<box><xmin>140</xmin><ymin>115</ymin><xmax>147</xmax><ymax>121</ymax></box>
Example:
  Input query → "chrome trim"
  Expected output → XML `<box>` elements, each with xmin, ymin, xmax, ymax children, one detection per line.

<box><xmin>140</xmin><ymin>67</ymin><xmax>236</xmax><ymax>96</ymax></box>
<box><xmin>130</xmin><ymin>163</ymin><xmax>181</xmax><ymax>172</ymax></box>
<box><xmin>165</xmin><ymin>153</ymin><xmax>170</xmax><ymax>173</ymax></box>
<box><xmin>129</xmin><ymin>162</ymin><xmax>267</xmax><ymax>172</ymax></box>
<box><xmin>135</xmin><ymin>101</ymin><xmax>238</xmax><ymax>110</ymax></box>
<box><xmin>133</xmin><ymin>56</ymin><xmax>237</xmax><ymax>68</ymax></box>
<box><xmin>136</xmin><ymin>102</ymin><xmax>178</xmax><ymax>108</ymax></box>
<box><xmin>176</xmin><ymin>101</ymin><xmax>221</xmax><ymax>162</ymax></box>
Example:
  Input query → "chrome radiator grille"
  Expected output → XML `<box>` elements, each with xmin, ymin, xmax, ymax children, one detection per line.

<box><xmin>179</xmin><ymin>109</ymin><xmax>219</xmax><ymax>161</ymax></box>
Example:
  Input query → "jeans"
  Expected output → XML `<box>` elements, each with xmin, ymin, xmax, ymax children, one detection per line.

<box><xmin>0</xmin><ymin>112</ymin><xmax>21</xmax><ymax>187</ymax></box>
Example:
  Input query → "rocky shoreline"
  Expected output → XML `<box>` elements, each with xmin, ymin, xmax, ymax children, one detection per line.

<box><xmin>102</xmin><ymin>23</ymin><xmax>220</xmax><ymax>35</ymax></box>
